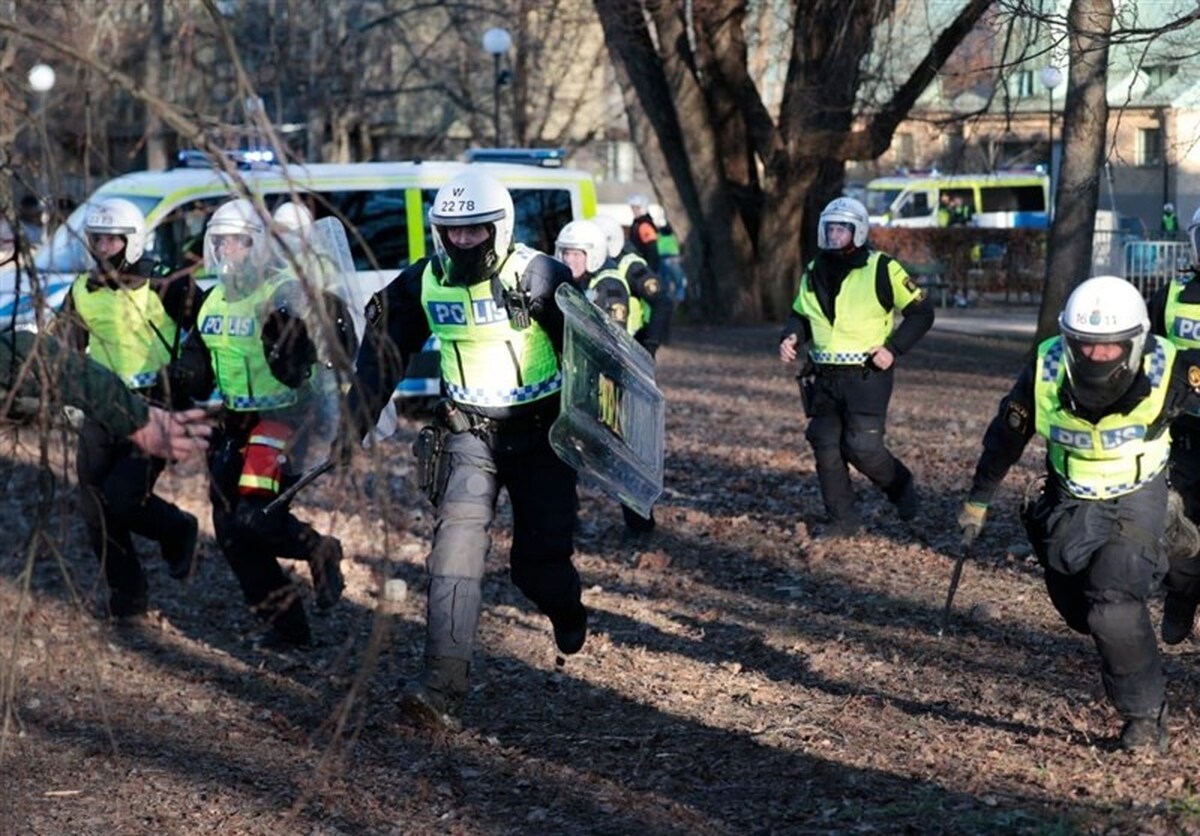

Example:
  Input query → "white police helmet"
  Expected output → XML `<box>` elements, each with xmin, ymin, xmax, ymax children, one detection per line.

<box><xmin>817</xmin><ymin>197</ymin><xmax>870</xmax><ymax>250</ymax></box>
<box><xmin>593</xmin><ymin>215</ymin><xmax>626</xmax><ymax>260</ymax></box>
<box><xmin>1058</xmin><ymin>275</ymin><xmax>1149</xmax><ymax>410</ymax></box>
<box><xmin>555</xmin><ymin>219</ymin><xmax>609</xmax><ymax>276</ymax></box>
<box><xmin>429</xmin><ymin>171</ymin><xmax>514</xmax><ymax>285</ymax></box>
<box><xmin>1165</xmin><ymin>203</ymin><xmax>1175</xmax><ymax>213</ymax></box>
<box><xmin>204</xmin><ymin>198</ymin><xmax>269</xmax><ymax>284</ymax></box>
<box><xmin>273</xmin><ymin>201</ymin><xmax>314</xmax><ymax>238</ymax></box>
<box><xmin>84</xmin><ymin>197</ymin><xmax>146</xmax><ymax>264</ymax></box>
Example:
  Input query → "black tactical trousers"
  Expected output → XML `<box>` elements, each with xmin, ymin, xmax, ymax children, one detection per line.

<box><xmin>424</xmin><ymin>425</ymin><xmax>581</xmax><ymax>663</ymax></box>
<box><xmin>803</xmin><ymin>365</ymin><xmax>911</xmax><ymax>525</ymax></box>
<box><xmin>1026</xmin><ymin>473</ymin><xmax>1168</xmax><ymax>718</ymax></box>
<box><xmin>76</xmin><ymin>416</ymin><xmax>191</xmax><ymax>606</ymax></box>
<box><xmin>207</xmin><ymin>430</ymin><xmax>319</xmax><ymax>634</ymax></box>
<box><xmin>1164</xmin><ymin>427</ymin><xmax>1200</xmax><ymax>600</ymax></box>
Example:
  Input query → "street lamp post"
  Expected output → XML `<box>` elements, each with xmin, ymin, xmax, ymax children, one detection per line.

<box><xmin>482</xmin><ymin>28</ymin><xmax>511</xmax><ymax>148</ymax></box>
<box><xmin>1040</xmin><ymin>65</ymin><xmax>1063</xmax><ymax>219</ymax></box>
<box><xmin>27</xmin><ymin>63</ymin><xmax>56</xmax><ymax>244</ymax></box>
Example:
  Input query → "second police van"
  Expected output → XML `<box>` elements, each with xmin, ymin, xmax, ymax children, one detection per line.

<box><xmin>3</xmin><ymin>149</ymin><xmax>598</xmax><ymax>401</ymax></box>
<box><xmin>865</xmin><ymin>171</ymin><xmax>1050</xmax><ymax>229</ymax></box>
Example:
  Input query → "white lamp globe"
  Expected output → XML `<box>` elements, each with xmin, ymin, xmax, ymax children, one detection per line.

<box><xmin>482</xmin><ymin>28</ymin><xmax>511</xmax><ymax>56</ymax></box>
<box><xmin>28</xmin><ymin>63</ymin><xmax>56</xmax><ymax>93</ymax></box>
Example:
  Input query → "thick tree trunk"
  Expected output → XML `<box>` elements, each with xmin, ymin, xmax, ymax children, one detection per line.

<box><xmin>145</xmin><ymin>0</ymin><xmax>168</xmax><ymax>171</ymax></box>
<box><xmin>1037</xmin><ymin>0</ymin><xmax>1114</xmax><ymax>342</ymax></box>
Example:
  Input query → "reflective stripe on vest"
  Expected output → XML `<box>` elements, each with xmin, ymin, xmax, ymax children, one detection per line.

<box><xmin>70</xmin><ymin>275</ymin><xmax>175</xmax><ymax>389</ymax></box>
<box><xmin>197</xmin><ymin>279</ymin><xmax>299</xmax><ymax>412</ymax></box>
<box><xmin>794</xmin><ymin>252</ymin><xmax>891</xmax><ymax>364</ymax></box>
<box><xmin>1163</xmin><ymin>275</ymin><xmax>1200</xmax><ymax>416</ymax></box>
<box><xmin>421</xmin><ymin>246</ymin><xmax>561</xmax><ymax>408</ymax></box>
<box><xmin>1034</xmin><ymin>336</ymin><xmax>1173</xmax><ymax>500</ymax></box>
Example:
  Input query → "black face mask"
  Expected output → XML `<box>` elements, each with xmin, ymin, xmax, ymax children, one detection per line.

<box><xmin>439</xmin><ymin>226</ymin><xmax>498</xmax><ymax>286</ymax></box>
<box><xmin>1065</xmin><ymin>339</ymin><xmax>1136</xmax><ymax>412</ymax></box>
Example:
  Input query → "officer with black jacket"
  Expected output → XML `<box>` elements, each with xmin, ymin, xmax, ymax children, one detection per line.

<box><xmin>593</xmin><ymin>213</ymin><xmax>674</xmax><ymax>359</ymax></box>
<box><xmin>174</xmin><ymin>198</ymin><xmax>344</xmax><ymax>650</ymax></box>
<box><xmin>555</xmin><ymin>218</ymin><xmax>658</xmax><ymax>534</ymax></box>
<box><xmin>346</xmin><ymin>170</ymin><xmax>587</xmax><ymax>730</ymax></box>
<box><xmin>57</xmin><ymin>197</ymin><xmax>203</xmax><ymax>618</ymax></box>
<box><xmin>779</xmin><ymin>197</ymin><xmax>934</xmax><ymax>536</ymax></box>
<box><xmin>1148</xmin><ymin>205</ymin><xmax>1200</xmax><ymax>645</ymax></box>
<box><xmin>958</xmin><ymin>275</ymin><xmax>1200</xmax><ymax>753</ymax></box>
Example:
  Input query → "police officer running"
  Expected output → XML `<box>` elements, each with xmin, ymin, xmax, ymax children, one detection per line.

<box><xmin>346</xmin><ymin>171</ymin><xmax>587</xmax><ymax>730</ymax></box>
<box><xmin>555</xmin><ymin>218</ymin><xmax>658</xmax><ymax>533</ymax></box>
<box><xmin>779</xmin><ymin>197</ymin><xmax>933</xmax><ymax>536</ymax></box>
<box><xmin>57</xmin><ymin>197</ymin><xmax>203</xmax><ymax>618</ymax></box>
<box><xmin>174</xmin><ymin>198</ymin><xmax>344</xmax><ymax>649</ymax></box>
<box><xmin>958</xmin><ymin>275</ymin><xmax>1200</xmax><ymax>752</ymax></box>
<box><xmin>593</xmin><ymin>213</ymin><xmax>674</xmax><ymax>360</ymax></box>
<box><xmin>1148</xmin><ymin>206</ymin><xmax>1200</xmax><ymax>645</ymax></box>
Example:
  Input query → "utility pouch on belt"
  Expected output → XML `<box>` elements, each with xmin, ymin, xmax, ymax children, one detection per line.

<box><xmin>413</xmin><ymin>424</ymin><xmax>449</xmax><ymax>505</ymax></box>
<box><xmin>238</xmin><ymin>420</ymin><xmax>294</xmax><ymax>497</ymax></box>
<box><xmin>797</xmin><ymin>361</ymin><xmax>817</xmax><ymax>418</ymax></box>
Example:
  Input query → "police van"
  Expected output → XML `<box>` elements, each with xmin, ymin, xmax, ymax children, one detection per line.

<box><xmin>2</xmin><ymin>151</ymin><xmax>597</xmax><ymax>400</ymax></box>
<box><xmin>865</xmin><ymin>171</ymin><xmax>1049</xmax><ymax>229</ymax></box>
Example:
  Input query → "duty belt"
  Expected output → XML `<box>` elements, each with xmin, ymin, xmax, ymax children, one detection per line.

<box><xmin>809</xmin><ymin>350</ymin><xmax>870</xmax><ymax>365</ymax></box>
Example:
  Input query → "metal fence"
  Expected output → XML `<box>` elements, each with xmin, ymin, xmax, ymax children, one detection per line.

<box><xmin>1119</xmin><ymin>239</ymin><xmax>1191</xmax><ymax>298</ymax></box>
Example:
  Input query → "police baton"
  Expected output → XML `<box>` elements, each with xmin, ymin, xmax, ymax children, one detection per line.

<box><xmin>938</xmin><ymin>532</ymin><xmax>975</xmax><ymax>637</ymax></box>
<box><xmin>262</xmin><ymin>459</ymin><xmax>334</xmax><ymax>516</ymax></box>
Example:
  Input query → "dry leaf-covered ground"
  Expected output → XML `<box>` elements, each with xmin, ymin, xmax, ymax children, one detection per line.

<box><xmin>4</xmin><ymin>313</ymin><xmax>1200</xmax><ymax>835</ymax></box>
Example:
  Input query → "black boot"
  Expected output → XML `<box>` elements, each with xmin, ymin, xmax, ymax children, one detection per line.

<box><xmin>886</xmin><ymin>464</ymin><xmax>920</xmax><ymax>522</ymax></box>
<box><xmin>1119</xmin><ymin>703</ymin><xmax>1169</xmax><ymax>753</ymax></box>
<box><xmin>549</xmin><ymin>602</ymin><xmax>588</xmax><ymax>655</ymax></box>
<box><xmin>309</xmin><ymin>536</ymin><xmax>345</xmax><ymax>612</ymax></box>
<box><xmin>1162</xmin><ymin>593</ymin><xmax>1197</xmax><ymax>646</ymax></box>
<box><xmin>161</xmin><ymin>511</ymin><xmax>199</xmax><ymax>581</ymax></box>
<box><xmin>398</xmin><ymin>656</ymin><xmax>470</xmax><ymax>732</ymax></box>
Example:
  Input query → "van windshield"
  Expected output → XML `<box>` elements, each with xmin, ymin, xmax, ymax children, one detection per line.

<box><xmin>865</xmin><ymin>189</ymin><xmax>900</xmax><ymax>217</ymax></box>
<box><xmin>34</xmin><ymin>193</ymin><xmax>162</xmax><ymax>274</ymax></box>
<box><xmin>980</xmin><ymin>185</ymin><xmax>1045</xmax><ymax>212</ymax></box>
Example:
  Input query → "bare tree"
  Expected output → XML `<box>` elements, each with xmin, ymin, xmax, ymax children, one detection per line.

<box><xmin>595</xmin><ymin>0</ymin><xmax>996</xmax><ymax>322</ymax></box>
<box><xmin>1037</xmin><ymin>0</ymin><xmax>1113</xmax><ymax>340</ymax></box>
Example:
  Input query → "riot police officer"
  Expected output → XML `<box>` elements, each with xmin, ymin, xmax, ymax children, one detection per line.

<box><xmin>347</xmin><ymin>171</ymin><xmax>586</xmax><ymax>730</ymax></box>
<box><xmin>958</xmin><ymin>275</ymin><xmax>1200</xmax><ymax>752</ymax></box>
<box><xmin>555</xmin><ymin>218</ymin><xmax>657</xmax><ymax>534</ymax></box>
<box><xmin>175</xmin><ymin>198</ymin><xmax>344</xmax><ymax>649</ymax></box>
<box><xmin>1149</xmin><ymin>205</ymin><xmax>1200</xmax><ymax>644</ymax></box>
<box><xmin>57</xmin><ymin>197</ymin><xmax>203</xmax><ymax>618</ymax></box>
<box><xmin>593</xmin><ymin>213</ymin><xmax>674</xmax><ymax>359</ymax></box>
<box><xmin>779</xmin><ymin>197</ymin><xmax>933</xmax><ymax>536</ymax></box>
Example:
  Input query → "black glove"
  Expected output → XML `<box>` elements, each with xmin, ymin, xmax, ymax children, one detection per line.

<box><xmin>262</xmin><ymin>306</ymin><xmax>316</xmax><ymax>388</ymax></box>
<box><xmin>321</xmin><ymin>291</ymin><xmax>359</xmax><ymax>366</ymax></box>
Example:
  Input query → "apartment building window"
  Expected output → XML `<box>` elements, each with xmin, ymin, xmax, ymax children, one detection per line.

<box><xmin>1014</xmin><ymin>70</ymin><xmax>1035</xmax><ymax>98</ymax></box>
<box><xmin>895</xmin><ymin>132</ymin><xmax>914</xmax><ymax>167</ymax></box>
<box><xmin>1139</xmin><ymin>127</ymin><xmax>1163</xmax><ymax>166</ymax></box>
<box><xmin>600</xmin><ymin>140</ymin><xmax>636</xmax><ymax>183</ymax></box>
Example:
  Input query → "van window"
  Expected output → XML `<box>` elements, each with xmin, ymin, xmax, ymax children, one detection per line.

<box><xmin>865</xmin><ymin>189</ymin><xmax>900</xmax><ymax>216</ymax></box>
<box><xmin>897</xmin><ymin>191</ymin><xmax>934</xmax><ymax>219</ymax></box>
<box><xmin>980</xmin><ymin>185</ymin><xmax>1045</xmax><ymax>212</ymax></box>
<box><xmin>420</xmin><ymin>187</ymin><xmax>574</xmax><ymax>257</ymax></box>
<box><xmin>312</xmin><ymin>189</ymin><xmax>409</xmax><ymax>272</ymax></box>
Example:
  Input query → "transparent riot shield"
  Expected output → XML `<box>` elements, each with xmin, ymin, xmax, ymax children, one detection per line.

<box><xmin>279</xmin><ymin>215</ymin><xmax>396</xmax><ymax>444</ymax></box>
<box><xmin>549</xmin><ymin>283</ymin><xmax>664</xmax><ymax>518</ymax></box>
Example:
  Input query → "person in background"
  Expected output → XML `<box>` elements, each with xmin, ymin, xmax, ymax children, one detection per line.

<box><xmin>627</xmin><ymin>195</ymin><xmax>661</xmax><ymax>272</ymax></box>
<box><xmin>593</xmin><ymin>214</ymin><xmax>674</xmax><ymax>360</ymax></box>
<box><xmin>656</xmin><ymin>221</ymin><xmax>687</xmax><ymax>304</ymax></box>
<box><xmin>56</xmin><ymin>197</ymin><xmax>203</xmax><ymax>618</ymax></box>
<box><xmin>1162</xmin><ymin>203</ymin><xmax>1179</xmax><ymax>236</ymax></box>
<box><xmin>778</xmin><ymin>197</ymin><xmax>933</xmax><ymax>536</ymax></box>
<box><xmin>958</xmin><ymin>275</ymin><xmax>1200</xmax><ymax>753</ymax></box>
<box><xmin>1148</xmin><ymin>204</ymin><xmax>1200</xmax><ymax>646</ymax></box>
<box><xmin>555</xmin><ymin>219</ymin><xmax>659</xmax><ymax>535</ymax></box>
